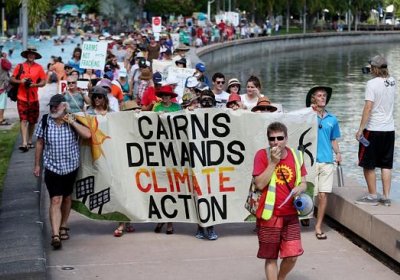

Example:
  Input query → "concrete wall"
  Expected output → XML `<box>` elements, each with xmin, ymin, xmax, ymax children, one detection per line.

<box><xmin>197</xmin><ymin>31</ymin><xmax>400</xmax><ymax>65</ymax></box>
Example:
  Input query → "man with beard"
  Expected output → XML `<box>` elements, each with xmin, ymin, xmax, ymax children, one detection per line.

<box><xmin>34</xmin><ymin>94</ymin><xmax>91</xmax><ymax>249</ymax></box>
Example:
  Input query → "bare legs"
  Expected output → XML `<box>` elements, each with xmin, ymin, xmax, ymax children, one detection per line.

<box><xmin>265</xmin><ymin>257</ymin><xmax>297</xmax><ymax>280</ymax></box>
<box><xmin>363</xmin><ymin>168</ymin><xmax>392</xmax><ymax>198</ymax></box>
<box><xmin>315</xmin><ymin>192</ymin><xmax>327</xmax><ymax>234</ymax></box>
<box><xmin>20</xmin><ymin>120</ymin><xmax>35</xmax><ymax>146</ymax></box>
<box><xmin>49</xmin><ymin>195</ymin><xmax>71</xmax><ymax>237</ymax></box>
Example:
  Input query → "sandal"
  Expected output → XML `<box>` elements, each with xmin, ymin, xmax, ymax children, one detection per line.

<box><xmin>0</xmin><ymin>120</ymin><xmax>10</xmax><ymax>126</ymax></box>
<box><xmin>125</xmin><ymin>223</ymin><xmax>135</xmax><ymax>233</ymax></box>
<box><xmin>114</xmin><ymin>228</ymin><xmax>124</xmax><ymax>237</ymax></box>
<box><xmin>166</xmin><ymin>228</ymin><xmax>174</xmax><ymax>235</ymax></box>
<box><xmin>300</xmin><ymin>219</ymin><xmax>310</xmax><ymax>227</ymax></box>
<box><xmin>59</xmin><ymin>227</ymin><xmax>70</xmax><ymax>240</ymax></box>
<box><xmin>18</xmin><ymin>145</ymin><xmax>29</xmax><ymax>153</ymax></box>
<box><xmin>315</xmin><ymin>232</ymin><xmax>327</xmax><ymax>240</ymax></box>
<box><xmin>154</xmin><ymin>223</ymin><xmax>164</xmax><ymax>233</ymax></box>
<box><xmin>28</xmin><ymin>142</ymin><xmax>35</xmax><ymax>149</ymax></box>
<box><xmin>51</xmin><ymin>235</ymin><xmax>62</xmax><ymax>249</ymax></box>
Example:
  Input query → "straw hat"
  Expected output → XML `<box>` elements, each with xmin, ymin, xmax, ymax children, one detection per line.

<box><xmin>251</xmin><ymin>96</ymin><xmax>277</xmax><ymax>112</ymax></box>
<box><xmin>175</xmin><ymin>43</ymin><xmax>190</xmax><ymax>52</ymax></box>
<box><xmin>121</xmin><ymin>100</ymin><xmax>141</xmax><ymax>111</ymax></box>
<box><xmin>21</xmin><ymin>46</ymin><xmax>42</xmax><ymax>59</ymax></box>
<box><xmin>139</xmin><ymin>68</ymin><xmax>152</xmax><ymax>81</ymax></box>
<box><xmin>227</xmin><ymin>78</ymin><xmax>241</xmax><ymax>93</ymax></box>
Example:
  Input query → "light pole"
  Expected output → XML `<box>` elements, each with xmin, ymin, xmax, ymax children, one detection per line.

<box><xmin>208</xmin><ymin>0</ymin><xmax>215</xmax><ymax>23</ymax></box>
<box><xmin>22</xmin><ymin>0</ymin><xmax>28</xmax><ymax>49</ymax></box>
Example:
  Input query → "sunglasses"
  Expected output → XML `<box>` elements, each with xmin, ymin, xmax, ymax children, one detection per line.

<box><xmin>268</xmin><ymin>136</ymin><xmax>285</xmax><ymax>141</ymax></box>
<box><xmin>216</xmin><ymin>81</ymin><xmax>225</xmax><ymax>85</ymax></box>
<box><xmin>67</xmin><ymin>82</ymin><xmax>76</xmax><ymax>85</ymax></box>
<box><xmin>93</xmin><ymin>95</ymin><xmax>104</xmax><ymax>99</ymax></box>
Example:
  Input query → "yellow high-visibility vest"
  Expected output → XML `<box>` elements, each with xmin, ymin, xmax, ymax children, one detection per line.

<box><xmin>261</xmin><ymin>148</ymin><xmax>303</xmax><ymax>221</ymax></box>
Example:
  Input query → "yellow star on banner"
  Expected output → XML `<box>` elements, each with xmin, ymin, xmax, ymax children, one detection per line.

<box><xmin>75</xmin><ymin>115</ymin><xmax>110</xmax><ymax>162</ymax></box>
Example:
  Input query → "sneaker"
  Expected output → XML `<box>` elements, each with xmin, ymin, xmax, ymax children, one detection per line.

<box><xmin>355</xmin><ymin>195</ymin><xmax>379</xmax><ymax>206</ymax></box>
<box><xmin>380</xmin><ymin>198</ymin><xmax>391</xmax><ymax>207</ymax></box>
<box><xmin>207</xmin><ymin>227</ymin><xmax>218</xmax><ymax>241</ymax></box>
<box><xmin>195</xmin><ymin>229</ymin><xmax>205</xmax><ymax>239</ymax></box>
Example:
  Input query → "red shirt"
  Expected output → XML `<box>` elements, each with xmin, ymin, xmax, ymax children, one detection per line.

<box><xmin>13</xmin><ymin>62</ymin><xmax>46</xmax><ymax>102</ymax></box>
<box><xmin>141</xmin><ymin>86</ymin><xmax>158</xmax><ymax>107</ymax></box>
<box><xmin>253</xmin><ymin>147</ymin><xmax>307</xmax><ymax>217</ymax></box>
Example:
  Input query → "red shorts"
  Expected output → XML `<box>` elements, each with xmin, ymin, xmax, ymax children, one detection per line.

<box><xmin>17</xmin><ymin>100</ymin><xmax>39</xmax><ymax>123</ymax></box>
<box><xmin>257</xmin><ymin>214</ymin><xmax>303</xmax><ymax>259</ymax></box>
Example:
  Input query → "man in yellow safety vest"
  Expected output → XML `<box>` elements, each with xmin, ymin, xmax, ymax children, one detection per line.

<box><xmin>253</xmin><ymin>121</ymin><xmax>307</xmax><ymax>280</ymax></box>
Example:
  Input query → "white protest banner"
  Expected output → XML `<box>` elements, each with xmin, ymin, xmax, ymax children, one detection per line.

<box><xmin>152</xmin><ymin>16</ymin><xmax>162</xmax><ymax>33</ymax></box>
<box><xmin>72</xmin><ymin>108</ymin><xmax>317</xmax><ymax>227</ymax></box>
<box><xmin>167</xmin><ymin>66</ymin><xmax>196</xmax><ymax>102</ymax></box>
<box><xmin>80</xmin><ymin>41</ymin><xmax>108</xmax><ymax>70</ymax></box>
<box><xmin>170</xmin><ymin>33</ymin><xmax>180</xmax><ymax>50</ymax></box>
<box><xmin>152</xmin><ymin>60</ymin><xmax>174</xmax><ymax>82</ymax></box>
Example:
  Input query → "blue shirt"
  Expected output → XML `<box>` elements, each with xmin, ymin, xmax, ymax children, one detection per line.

<box><xmin>317</xmin><ymin>111</ymin><xmax>341</xmax><ymax>163</ymax></box>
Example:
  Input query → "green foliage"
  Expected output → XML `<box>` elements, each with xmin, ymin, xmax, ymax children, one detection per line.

<box><xmin>0</xmin><ymin>125</ymin><xmax>19</xmax><ymax>193</ymax></box>
<box><xmin>145</xmin><ymin>0</ymin><xmax>196</xmax><ymax>16</ymax></box>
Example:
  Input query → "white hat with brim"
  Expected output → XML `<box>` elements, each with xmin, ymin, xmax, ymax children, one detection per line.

<box><xmin>21</xmin><ymin>46</ymin><xmax>42</xmax><ymax>59</ymax></box>
<box><xmin>175</xmin><ymin>43</ymin><xmax>190</xmax><ymax>51</ymax></box>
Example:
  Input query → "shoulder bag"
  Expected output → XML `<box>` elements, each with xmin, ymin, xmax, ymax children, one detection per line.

<box><xmin>7</xmin><ymin>64</ymin><xmax>23</xmax><ymax>102</ymax></box>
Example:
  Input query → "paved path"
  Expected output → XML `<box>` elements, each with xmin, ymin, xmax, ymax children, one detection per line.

<box><xmin>45</xmin><ymin>202</ymin><xmax>399</xmax><ymax>280</ymax></box>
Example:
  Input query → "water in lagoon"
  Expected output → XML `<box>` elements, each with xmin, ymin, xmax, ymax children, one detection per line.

<box><xmin>210</xmin><ymin>43</ymin><xmax>400</xmax><ymax>198</ymax></box>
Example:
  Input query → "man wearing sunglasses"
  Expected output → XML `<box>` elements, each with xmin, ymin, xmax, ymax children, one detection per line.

<box><xmin>211</xmin><ymin>72</ymin><xmax>229</xmax><ymax>108</ymax></box>
<box><xmin>253</xmin><ymin>122</ymin><xmax>307</xmax><ymax>280</ymax></box>
<box><xmin>305</xmin><ymin>86</ymin><xmax>341</xmax><ymax>240</ymax></box>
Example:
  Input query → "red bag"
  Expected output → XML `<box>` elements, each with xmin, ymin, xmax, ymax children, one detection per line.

<box><xmin>1</xmin><ymin>58</ymin><xmax>11</xmax><ymax>71</ymax></box>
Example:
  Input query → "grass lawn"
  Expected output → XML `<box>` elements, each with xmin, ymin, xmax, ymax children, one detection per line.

<box><xmin>0</xmin><ymin>125</ymin><xmax>19</xmax><ymax>193</ymax></box>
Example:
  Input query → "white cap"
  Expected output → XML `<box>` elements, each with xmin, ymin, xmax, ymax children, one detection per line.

<box><xmin>119</xmin><ymin>68</ymin><xmax>128</xmax><ymax>78</ymax></box>
<box><xmin>186</xmin><ymin>76</ymin><xmax>199</xmax><ymax>88</ymax></box>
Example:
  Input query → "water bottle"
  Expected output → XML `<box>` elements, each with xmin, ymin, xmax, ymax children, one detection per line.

<box><xmin>359</xmin><ymin>135</ymin><xmax>370</xmax><ymax>147</ymax></box>
<box><xmin>337</xmin><ymin>163</ymin><xmax>344</xmax><ymax>187</ymax></box>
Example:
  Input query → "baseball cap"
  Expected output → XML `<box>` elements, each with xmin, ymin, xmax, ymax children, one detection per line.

<box><xmin>369</xmin><ymin>55</ymin><xmax>388</xmax><ymax>68</ymax></box>
<box><xmin>48</xmin><ymin>94</ymin><xmax>66</xmax><ymax>106</ymax></box>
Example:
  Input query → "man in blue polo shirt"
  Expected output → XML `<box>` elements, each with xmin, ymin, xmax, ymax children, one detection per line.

<box><xmin>306</xmin><ymin>86</ymin><xmax>342</xmax><ymax>240</ymax></box>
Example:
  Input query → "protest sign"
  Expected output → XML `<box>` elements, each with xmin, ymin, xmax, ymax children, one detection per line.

<box><xmin>80</xmin><ymin>41</ymin><xmax>108</xmax><ymax>70</ymax></box>
<box><xmin>72</xmin><ymin>108</ymin><xmax>317</xmax><ymax>226</ymax></box>
<box><xmin>166</xmin><ymin>66</ymin><xmax>196</xmax><ymax>101</ymax></box>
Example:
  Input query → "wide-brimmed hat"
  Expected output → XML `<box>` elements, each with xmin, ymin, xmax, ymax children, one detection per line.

<box><xmin>227</xmin><ymin>78</ymin><xmax>241</xmax><ymax>92</ymax></box>
<box><xmin>139</xmin><ymin>68</ymin><xmax>152</xmax><ymax>81</ymax></box>
<box><xmin>156</xmin><ymin>85</ymin><xmax>178</xmax><ymax>98</ymax></box>
<box><xmin>186</xmin><ymin>76</ymin><xmax>199</xmax><ymax>88</ymax></box>
<box><xmin>91</xmin><ymin>86</ymin><xmax>108</xmax><ymax>96</ymax></box>
<box><xmin>226</xmin><ymin>93</ymin><xmax>241</xmax><ymax>107</ymax></box>
<box><xmin>175</xmin><ymin>43</ymin><xmax>190</xmax><ymax>52</ymax></box>
<box><xmin>305</xmin><ymin>86</ymin><xmax>332</xmax><ymax>107</ymax></box>
<box><xmin>21</xmin><ymin>46</ymin><xmax>42</xmax><ymax>59</ymax></box>
<box><xmin>181</xmin><ymin>91</ymin><xmax>199</xmax><ymax>107</ymax></box>
<box><xmin>121</xmin><ymin>100</ymin><xmax>141</xmax><ymax>111</ymax></box>
<box><xmin>251</xmin><ymin>96</ymin><xmax>277</xmax><ymax>112</ymax></box>
<box><xmin>48</xmin><ymin>94</ymin><xmax>66</xmax><ymax>106</ymax></box>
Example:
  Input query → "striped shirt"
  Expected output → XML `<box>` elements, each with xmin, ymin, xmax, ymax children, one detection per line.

<box><xmin>35</xmin><ymin>115</ymin><xmax>80</xmax><ymax>175</ymax></box>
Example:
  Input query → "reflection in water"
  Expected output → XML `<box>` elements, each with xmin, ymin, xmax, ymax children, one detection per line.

<box><xmin>210</xmin><ymin>43</ymin><xmax>400</xmax><ymax>197</ymax></box>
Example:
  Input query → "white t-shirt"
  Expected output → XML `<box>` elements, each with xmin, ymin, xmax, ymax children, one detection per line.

<box><xmin>365</xmin><ymin>76</ymin><xmax>396</xmax><ymax>131</ymax></box>
<box><xmin>240</xmin><ymin>94</ymin><xmax>262</xmax><ymax>110</ymax></box>
<box><xmin>108</xmin><ymin>94</ymin><xmax>120</xmax><ymax>112</ymax></box>
<box><xmin>214</xmin><ymin>90</ymin><xmax>230</xmax><ymax>108</ymax></box>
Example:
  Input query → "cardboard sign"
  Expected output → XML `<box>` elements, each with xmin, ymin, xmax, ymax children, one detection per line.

<box><xmin>80</xmin><ymin>41</ymin><xmax>108</xmax><ymax>70</ymax></box>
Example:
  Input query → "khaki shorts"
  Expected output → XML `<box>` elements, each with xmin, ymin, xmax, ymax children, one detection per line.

<box><xmin>314</xmin><ymin>162</ymin><xmax>334</xmax><ymax>195</ymax></box>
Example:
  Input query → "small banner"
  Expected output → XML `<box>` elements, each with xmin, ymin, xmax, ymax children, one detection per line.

<box><xmin>72</xmin><ymin>108</ymin><xmax>317</xmax><ymax>227</ymax></box>
<box><xmin>80</xmin><ymin>41</ymin><xmax>108</xmax><ymax>70</ymax></box>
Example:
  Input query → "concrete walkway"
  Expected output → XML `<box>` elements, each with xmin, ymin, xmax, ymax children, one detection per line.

<box><xmin>0</xmin><ymin>84</ymin><xmax>399</xmax><ymax>279</ymax></box>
